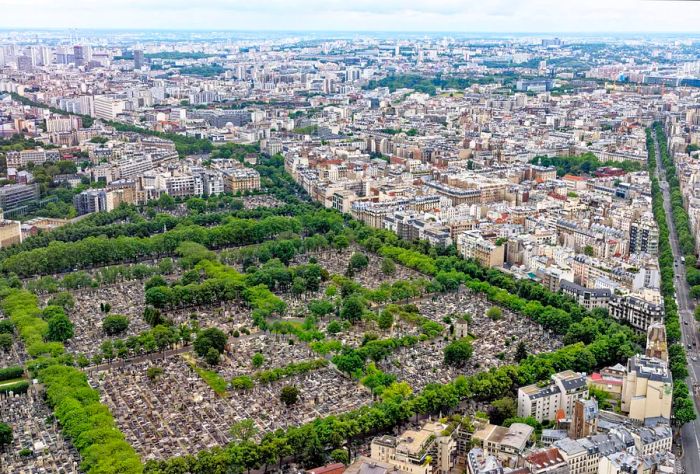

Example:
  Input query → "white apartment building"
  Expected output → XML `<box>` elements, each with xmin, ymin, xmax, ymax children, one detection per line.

<box><xmin>518</xmin><ymin>370</ymin><xmax>589</xmax><ymax>422</ymax></box>
<box><xmin>93</xmin><ymin>95</ymin><xmax>126</xmax><ymax>121</ymax></box>
<box><xmin>116</xmin><ymin>156</ymin><xmax>154</xmax><ymax>180</ymax></box>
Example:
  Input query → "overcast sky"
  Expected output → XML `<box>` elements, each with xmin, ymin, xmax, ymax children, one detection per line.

<box><xmin>1</xmin><ymin>0</ymin><xmax>699</xmax><ymax>33</ymax></box>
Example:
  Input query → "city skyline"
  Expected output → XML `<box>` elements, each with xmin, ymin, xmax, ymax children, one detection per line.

<box><xmin>2</xmin><ymin>0</ymin><xmax>700</xmax><ymax>33</ymax></box>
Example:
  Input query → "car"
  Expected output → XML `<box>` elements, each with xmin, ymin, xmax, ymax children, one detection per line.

<box><xmin>684</xmin><ymin>320</ymin><xmax>689</xmax><ymax>325</ymax></box>
<box><xmin>688</xmin><ymin>344</ymin><xmax>693</xmax><ymax>349</ymax></box>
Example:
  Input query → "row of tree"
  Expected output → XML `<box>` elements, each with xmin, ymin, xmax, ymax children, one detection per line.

<box><xmin>0</xmin><ymin>284</ymin><xmax>143</xmax><ymax>473</ymax></box>
<box><xmin>1</xmin><ymin>215</ymin><xmax>305</xmax><ymax>277</ymax></box>
<box><xmin>647</xmin><ymin>126</ymin><xmax>696</xmax><ymax>425</ymax></box>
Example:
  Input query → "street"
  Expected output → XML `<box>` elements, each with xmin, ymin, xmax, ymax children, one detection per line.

<box><xmin>652</xmin><ymin>130</ymin><xmax>700</xmax><ymax>474</ymax></box>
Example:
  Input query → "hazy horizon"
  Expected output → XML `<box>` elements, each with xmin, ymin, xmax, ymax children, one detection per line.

<box><xmin>2</xmin><ymin>0</ymin><xmax>699</xmax><ymax>34</ymax></box>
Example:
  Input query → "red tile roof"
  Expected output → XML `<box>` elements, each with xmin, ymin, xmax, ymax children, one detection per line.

<box><xmin>309</xmin><ymin>463</ymin><xmax>346</xmax><ymax>474</ymax></box>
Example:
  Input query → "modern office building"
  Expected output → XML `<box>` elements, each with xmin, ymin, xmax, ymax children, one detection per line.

<box><xmin>0</xmin><ymin>183</ymin><xmax>40</xmax><ymax>210</ymax></box>
<box><xmin>133</xmin><ymin>49</ymin><xmax>144</xmax><ymax>69</ymax></box>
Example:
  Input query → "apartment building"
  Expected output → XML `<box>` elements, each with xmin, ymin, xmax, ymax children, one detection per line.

<box><xmin>158</xmin><ymin>174</ymin><xmax>201</xmax><ymax>198</ymax></box>
<box><xmin>607</xmin><ymin>295</ymin><xmax>663</xmax><ymax>332</ymax></box>
<box><xmin>472</xmin><ymin>420</ymin><xmax>534</xmax><ymax>466</ymax></box>
<box><xmin>457</xmin><ymin>230</ymin><xmax>505</xmax><ymax>268</ymax></box>
<box><xmin>569</xmin><ymin>399</ymin><xmax>599</xmax><ymax>440</ymax></box>
<box><xmin>621</xmin><ymin>355</ymin><xmax>672</xmax><ymax>422</ymax></box>
<box><xmin>6</xmin><ymin>148</ymin><xmax>59</xmax><ymax>167</ymax></box>
<box><xmin>222</xmin><ymin>168</ymin><xmax>261</xmax><ymax>193</ymax></box>
<box><xmin>629</xmin><ymin>221</ymin><xmax>659</xmax><ymax>255</ymax></box>
<box><xmin>73</xmin><ymin>189</ymin><xmax>108</xmax><ymax>215</ymax></box>
<box><xmin>517</xmin><ymin>371</ymin><xmax>588</xmax><ymax>423</ymax></box>
<box><xmin>553</xmin><ymin>438</ymin><xmax>596</xmax><ymax>474</ymax></box>
<box><xmin>371</xmin><ymin>421</ymin><xmax>457</xmax><ymax>474</ymax></box>
<box><xmin>631</xmin><ymin>426</ymin><xmax>672</xmax><ymax>457</ymax></box>
<box><xmin>645</xmin><ymin>322</ymin><xmax>668</xmax><ymax>363</ymax></box>
<box><xmin>93</xmin><ymin>95</ymin><xmax>126</xmax><ymax>120</ymax></box>
<box><xmin>116</xmin><ymin>156</ymin><xmax>154</xmax><ymax>180</ymax></box>
<box><xmin>560</xmin><ymin>280</ymin><xmax>612</xmax><ymax>310</ymax></box>
<box><xmin>525</xmin><ymin>447</ymin><xmax>569</xmax><ymax>474</ymax></box>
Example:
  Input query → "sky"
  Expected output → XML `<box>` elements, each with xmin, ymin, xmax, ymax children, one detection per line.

<box><xmin>1</xmin><ymin>0</ymin><xmax>700</xmax><ymax>33</ymax></box>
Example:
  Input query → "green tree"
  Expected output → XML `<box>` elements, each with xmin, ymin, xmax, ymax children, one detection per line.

<box><xmin>232</xmin><ymin>375</ymin><xmax>254</xmax><ymax>390</ymax></box>
<box><xmin>583</xmin><ymin>245</ymin><xmax>594</xmax><ymax>257</ymax></box>
<box><xmin>378</xmin><ymin>311</ymin><xmax>394</xmax><ymax>330</ymax></box>
<box><xmin>490</xmin><ymin>397</ymin><xmax>517</xmax><ymax>425</ymax></box>
<box><xmin>309</xmin><ymin>299</ymin><xmax>334</xmax><ymax>318</ymax></box>
<box><xmin>42</xmin><ymin>305</ymin><xmax>66</xmax><ymax>321</ymax></box>
<box><xmin>194</xmin><ymin>327</ymin><xmax>227</xmax><ymax>357</ymax></box>
<box><xmin>588</xmin><ymin>386</ymin><xmax>612</xmax><ymax>410</ymax></box>
<box><xmin>690</xmin><ymin>285</ymin><xmax>700</xmax><ymax>300</ymax></box>
<box><xmin>47</xmin><ymin>313</ymin><xmax>74</xmax><ymax>342</ymax></box>
<box><xmin>330</xmin><ymin>448</ymin><xmax>350</xmax><ymax>465</ymax></box>
<box><xmin>347</xmin><ymin>252</ymin><xmax>369</xmax><ymax>275</ymax></box>
<box><xmin>340</xmin><ymin>295</ymin><xmax>365</xmax><ymax>324</ymax></box>
<box><xmin>444</xmin><ymin>339</ymin><xmax>473</xmax><ymax>367</ymax></box>
<box><xmin>205</xmin><ymin>347</ymin><xmax>221</xmax><ymax>366</ymax></box>
<box><xmin>486</xmin><ymin>307</ymin><xmax>503</xmax><ymax>321</ymax></box>
<box><xmin>252</xmin><ymin>353</ymin><xmax>265</xmax><ymax>368</ymax></box>
<box><xmin>0</xmin><ymin>422</ymin><xmax>12</xmax><ymax>447</ymax></box>
<box><xmin>333</xmin><ymin>235</ymin><xmax>350</xmax><ymax>251</ymax></box>
<box><xmin>327</xmin><ymin>321</ymin><xmax>342</xmax><ymax>334</ymax></box>
<box><xmin>145</xmin><ymin>275</ymin><xmax>168</xmax><ymax>291</ymax></box>
<box><xmin>76</xmin><ymin>354</ymin><xmax>90</xmax><ymax>368</ymax></box>
<box><xmin>0</xmin><ymin>320</ymin><xmax>13</xmax><ymax>334</ymax></box>
<box><xmin>381</xmin><ymin>257</ymin><xmax>396</xmax><ymax>276</ymax></box>
<box><xmin>674</xmin><ymin>397</ymin><xmax>697</xmax><ymax>425</ymax></box>
<box><xmin>102</xmin><ymin>315</ymin><xmax>129</xmax><ymax>335</ymax></box>
<box><xmin>47</xmin><ymin>291</ymin><xmax>75</xmax><ymax>311</ymax></box>
<box><xmin>280</xmin><ymin>385</ymin><xmax>300</xmax><ymax>406</ymax></box>
<box><xmin>143</xmin><ymin>306</ymin><xmax>164</xmax><ymax>327</ymax></box>
<box><xmin>0</xmin><ymin>333</ymin><xmax>12</xmax><ymax>351</ymax></box>
<box><xmin>152</xmin><ymin>325</ymin><xmax>174</xmax><ymax>352</ymax></box>
<box><xmin>100</xmin><ymin>340</ymin><xmax>114</xmax><ymax>361</ymax></box>
<box><xmin>514</xmin><ymin>341</ymin><xmax>528</xmax><ymax>362</ymax></box>
<box><xmin>146</xmin><ymin>366</ymin><xmax>164</xmax><ymax>381</ymax></box>
<box><xmin>229</xmin><ymin>419</ymin><xmax>259</xmax><ymax>444</ymax></box>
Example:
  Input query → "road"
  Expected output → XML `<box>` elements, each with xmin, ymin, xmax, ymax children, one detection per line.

<box><xmin>652</xmin><ymin>129</ymin><xmax>700</xmax><ymax>474</ymax></box>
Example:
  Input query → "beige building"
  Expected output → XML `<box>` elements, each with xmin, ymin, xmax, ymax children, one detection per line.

<box><xmin>645</xmin><ymin>323</ymin><xmax>668</xmax><ymax>363</ymax></box>
<box><xmin>371</xmin><ymin>421</ymin><xmax>456</xmax><ymax>474</ymax></box>
<box><xmin>598</xmin><ymin>452</ymin><xmax>645</xmax><ymax>474</ymax></box>
<box><xmin>472</xmin><ymin>420</ymin><xmax>534</xmax><ymax>467</ymax></box>
<box><xmin>457</xmin><ymin>231</ymin><xmax>505</xmax><ymax>268</ymax></box>
<box><xmin>222</xmin><ymin>168</ymin><xmax>261</xmax><ymax>193</ymax></box>
<box><xmin>621</xmin><ymin>355</ymin><xmax>672</xmax><ymax>422</ymax></box>
<box><xmin>631</xmin><ymin>426</ymin><xmax>672</xmax><ymax>457</ymax></box>
<box><xmin>553</xmin><ymin>437</ymin><xmax>598</xmax><ymax>474</ymax></box>
<box><xmin>0</xmin><ymin>219</ymin><xmax>22</xmax><ymax>247</ymax></box>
